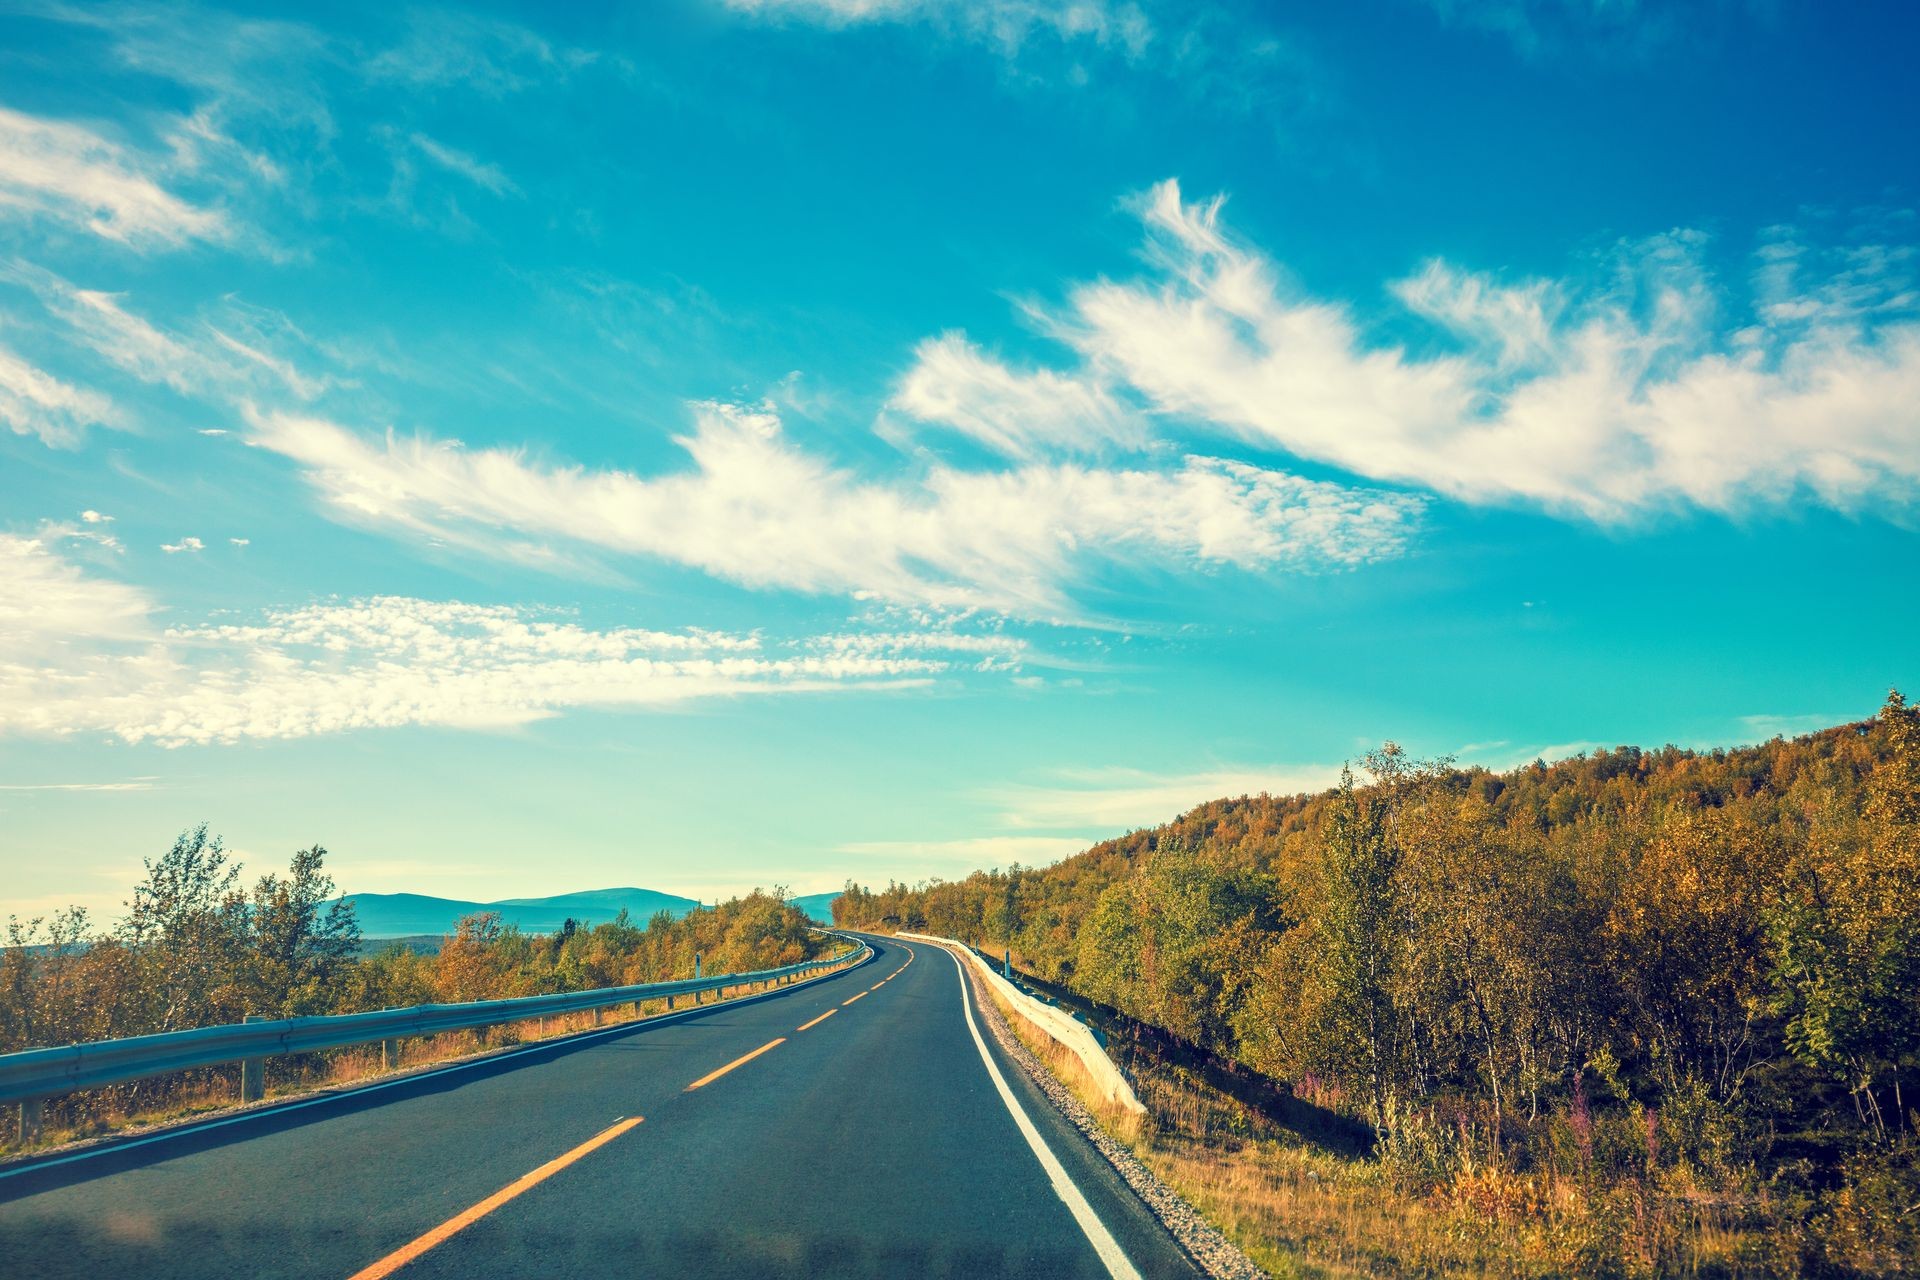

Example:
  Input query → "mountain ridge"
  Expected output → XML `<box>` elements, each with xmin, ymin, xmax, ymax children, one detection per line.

<box><xmin>333</xmin><ymin>886</ymin><xmax>702</xmax><ymax>938</ymax></box>
<box><xmin>333</xmin><ymin>886</ymin><xmax>846</xmax><ymax>937</ymax></box>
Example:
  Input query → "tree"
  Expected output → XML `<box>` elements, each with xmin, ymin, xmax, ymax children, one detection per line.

<box><xmin>1767</xmin><ymin>694</ymin><xmax>1920</xmax><ymax>1137</ymax></box>
<box><xmin>1317</xmin><ymin>765</ymin><xmax>1404</xmax><ymax>1126</ymax></box>
<box><xmin>244</xmin><ymin>845</ymin><xmax>361</xmax><ymax>1016</ymax></box>
<box><xmin>119</xmin><ymin>824</ymin><xmax>249</xmax><ymax>1034</ymax></box>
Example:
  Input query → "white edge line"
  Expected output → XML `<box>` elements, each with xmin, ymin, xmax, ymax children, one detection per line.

<box><xmin>944</xmin><ymin>944</ymin><xmax>1144</xmax><ymax>1280</ymax></box>
<box><xmin>0</xmin><ymin>952</ymin><xmax>871</xmax><ymax>1184</ymax></box>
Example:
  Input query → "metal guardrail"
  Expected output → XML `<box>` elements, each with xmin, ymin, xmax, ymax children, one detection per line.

<box><xmin>1</xmin><ymin>939</ymin><xmax>868</xmax><ymax>1126</ymax></box>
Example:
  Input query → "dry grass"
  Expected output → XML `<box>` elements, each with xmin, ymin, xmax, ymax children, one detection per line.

<box><xmin>983</xmin><ymin>982</ymin><xmax>1797</xmax><ymax>1279</ymax></box>
<box><xmin>986</xmin><ymin>982</ymin><xmax>1147</xmax><ymax>1147</ymax></box>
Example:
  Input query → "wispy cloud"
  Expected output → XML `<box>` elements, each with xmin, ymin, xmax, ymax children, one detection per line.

<box><xmin>409</xmin><ymin>133</ymin><xmax>518</xmax><ymax>197</ymax></box>
<box><xmin>886</xmin><ymin>331</ymin><xmax>1146</xmax><ymax>459</ymax></box>
<box><xmin>1737</xmin><ymin>711</ymin><xmax>1850</xmax><ymax>742</ymax></box>
<box><xmin>247</xmin><ymin>401</ymin><xmax>1422</xmax><ymax>618</ymax></box>
<box><xmin>7</xmin><ymin>263</ymin><xmax>329</xmax><ymax>402</ymax></box>
<box><xmin>920</xmin><ymin>179</ymin><xmax>1920</xmax><ymax>522</ymax></box>
<box><xmin>56</xmin><ymin>3</ymin><xmax>336</xmax><ymax>141</ymax></box>
<box><xmin>1414</xmin><ymin>0</ymin><xmax>1757</xmax><ymax>60</ymax></box>
<box><xmin>0</xmin><ymin>341</ymin><xmax>117</xmax><ymax>447</ymax></box>
<box><xmin>714</xmin><ymin>0</ymin><xmax>1318</xmax><ymax>128</ymax></box>
<box><xmin>364</xmin><ymin>9</ymin><xmax>600</xmax><ymax>94</ymax></box>
<box><xmin>0</xmin><ymin>539</ymin><xmax>1040</xmax><ymax>747</ymax></box>
<box><xmin>834</xmin><ymin>834</ymin><xmax>1091</xmax><ymax>875</ymax></box>
<box><xmin>993</xmin><ymin>762</ymin><xmax>1343</xmax><ymax>831</ymax></box>
<box><xmin>0</xmin><ymin>529</ymin><xmax>154</xmax><ymax>655</ymax></box>
<box><xmin>1460</xmin><ymin>740</ymin><xmax>1611</xmax><ymax>771</ymax></box>
<box><xmin>0</xmin><ymin>781</ymin><xmax>155</xmax><ymax>792</ymax></box>
<box><xmin>720</xmin><ymin>0</ymin><xmax>1155</xmax><ymax>60</ymax></box>
<box><xmin>0</xmin><ymin>104</ymin><xmax>230</xmax><ymax>250</ymax></box>
<box><xmin>13</xmin><ymin>4</ymin><xmax>582</xmax><ymax>257</ymax></box>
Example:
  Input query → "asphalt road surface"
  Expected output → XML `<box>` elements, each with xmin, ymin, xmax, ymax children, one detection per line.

<box><xmin>0</xmin><ymin>934</ymin><xmax>1207</xmax><ymax>1279</ymax></box>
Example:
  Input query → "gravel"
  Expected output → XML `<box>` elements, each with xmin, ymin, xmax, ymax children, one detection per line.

<box><xmin>957</xmin><ymin>956</ymin><xmax>1271</xmax><ymax>1280</ymax></box>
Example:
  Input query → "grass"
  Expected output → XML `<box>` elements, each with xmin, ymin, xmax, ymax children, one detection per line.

<box><xmin>978</xmin><ymin>978</ymin><xmax>1802</xmax><ymax>1279</ymax></box>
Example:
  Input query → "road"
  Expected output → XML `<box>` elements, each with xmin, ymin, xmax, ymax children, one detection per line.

<box><xmin>0</xmin><ymin>935</ymin><xmax>1207</xmax><ymax>1279</ymax></box>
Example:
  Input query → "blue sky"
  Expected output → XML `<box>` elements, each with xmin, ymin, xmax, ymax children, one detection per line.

<box><xmin>1</xmin><ymin>0</ymin><xmax>1915</xmax><ymax>922</ymax></box>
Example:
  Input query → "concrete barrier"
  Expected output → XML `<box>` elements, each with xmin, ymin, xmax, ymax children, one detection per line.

<box><xmin>898</xmin><ymin>932</ymin><xmax>1146</xmax><ymax>1115</ymax></box>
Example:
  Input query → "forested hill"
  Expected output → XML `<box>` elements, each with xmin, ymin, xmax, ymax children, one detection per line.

<box><xmin>836</xmin><ymin>694</ymin><xmax>1920</xmax><ymax>1268</ymax></box>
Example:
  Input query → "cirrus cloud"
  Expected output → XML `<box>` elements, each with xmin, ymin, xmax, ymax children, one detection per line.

<box><xmin>245</xmin><ymin>400</ymin><xmax>1423</xmax><ymax>619</ymax></box>
<box><xmin>0</xmin><ymin>341</ymin><xmax>117</xmax><ymax>447</ymax></box>
<box><xmin>914</xmin><ymin>179</ymin><xmax>1920</xmax><ymax>524</ymax></box>
<box><xmin>0</xmin><ymin>536</ymin><xmax>1044</xmax><ymax>747</ymax></box>
<box><xmin>0</xmin><ymin>104</ymin><xmax>230</xmax><ymax>250</ymax></box>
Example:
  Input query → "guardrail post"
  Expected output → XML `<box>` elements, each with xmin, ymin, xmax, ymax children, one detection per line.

<box><xmin>382</xmin><ymin>1038</ymin><xmax>401</xmax><ymax>1070</ymax></box>
<box><xmin>18</xmin><ymin>1097</ymin><xmax>43</xmax><ymax>1144</ymax></box>
<box><xmin>240</xmin><ymin>1014</ymin><xmax>267</xmax><ymax>1103</ymax></box>
<box><xmin>592</xmin><ymin>1007</ymin><xmax>603</xmax><ymax>1027</ymax></box>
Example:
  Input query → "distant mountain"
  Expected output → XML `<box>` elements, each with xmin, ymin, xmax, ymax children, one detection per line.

<box><xmin>334</xmin><ymin>887</ymin><xmax>702</xmax><ymax>938</ymax></box>
<box><xmin>792</xmin><ymin>892</ymin><xmax>840</xmax><ymax>925</ymax></box>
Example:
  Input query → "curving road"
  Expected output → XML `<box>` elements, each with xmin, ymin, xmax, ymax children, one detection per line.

<box><xmin>0</xmin><ymin>935</ymin><xmax>1206</xmax><ymax>1279</ymax></box>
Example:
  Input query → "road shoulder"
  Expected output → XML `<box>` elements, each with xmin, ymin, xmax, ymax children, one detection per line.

<box><xmin>948</xmin><ymin>944</ymin><xmax>1269</xmax><ymax>1280</ymax></box>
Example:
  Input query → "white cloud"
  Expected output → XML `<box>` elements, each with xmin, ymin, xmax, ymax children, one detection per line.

<box><xmin>993</xmin><ymin>762</ymin><xmax>1343</xmax><ymax>831</ymax></box>
<box><xmin>0</xmin><ymin>104</ymin><xmax>229</xmax><ymax>250</ymax></box>
<box><xmin>0</xmin><ymin>341</ymin><xmax>116</xmax><ymax>446</ymax></box>
<box><xmin>0</xmin><ymin>540</ymin><xmax>1038</xmax><ymax>747</ymax></box>
<box><xmin>229</xmin><ymin>537</ymin><xmax>250</xmax><ymax>547</ymax></box>
<box><xmin>57</xmin><ymin>287</ymin><xmax>224</xmax><ymax>395</ymax></box>
<box><xmin>247</xmin><ymin>401</ymin><xmax>1421</xmax><ymax>618</ymax></box>
<box><xmin>410</xmin><ymin>133</ymin><xmax>518</xmax><ymax>197</ymax></box>
<box><xmin>888</xmin><ymin>331</ymin><xmax>1146</xmax><ymax>458</ymax></box>
<box><xmin>0</xmin><ymin>530</ymin><xmax>155</xmax><ymax>655</ymax></box>
<box><xmin>808</xmin><ymin>628</ymin><xmax>1030</xmax><ymax>672</ymax></box>
<box><xmin>1463</xmin><ymin>740</ymin><xmax>1611</xmax><ymax>771</ymax></box>
<box><xmin>721</xmin><ymin>0</ymin><xmax>1155</xmax><ymax>59</ymax></box>
<box><xmin>6</xmin><ymin>264</ymin><xmax>328</xmax><ymax>402</ymax></box>
<box><xmin>1037</xmin><ymin>179</ymin><xmax>1920</xmax><ymax>521</ymax></box>
<box><xmin>0</xmin><ymin>781</ymin><xmax>155</xmax><ymax>792</ymax></box>
<box><xmin>1414</xmin><ymin>0</ymin><xmax>1729</xmax><ymax>60</ymax></box>
<box><xmin>365</xmin><ymin>11</ymin><xmax>599</xmax><ymax>94</ymax></box>
<box><xmin>80</xmin><ymin>510</ymin><xmax>114</xmax><ymax>523</ymax></box>
<box><xmin>834</xmin><ymin>835</ymin><xmax>1092</xmax><ymax>876</ymax></box>
<box><xmin>54</xmin><ymin>4</ymin><xmax>335</xmax><ymax>142</ymax></box>
<box><xmin>208</xmin><ymin>327</ymin><xmax>330</xmax><ymax>398</ymax></box>
<box><xmin>1737</xmin><ymin>711</ymin><xmax>1848</xmax><ymax>742</ymax></box>
<box><xmin>159</xmin><ymin>536</ymin><xmax>205</xmax><ymax>553</ymax></box>
<box><xmin>1752</xmin><ymin>231</ymin><xmax>1916</xmax><ymax>330</ymax></box>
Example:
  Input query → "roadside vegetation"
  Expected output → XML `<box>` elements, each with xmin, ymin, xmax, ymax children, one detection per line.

<box><xmin>2</xmin><ymin>842</ymin><xmax>826</xmax><ymax>1156</ymax></box>
<box><xmin>838</xmin><ymin>693</ymin><xmax>1920</xmax><ymax>1277</ymax></box>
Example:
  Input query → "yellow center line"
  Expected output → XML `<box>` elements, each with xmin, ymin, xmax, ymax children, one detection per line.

<box><xmin>870</xmin><ymin>980</ymin><xmax>886</xmax><ymax>990</ymax></box>
<box><xmin>684</xmin><ymin>1037</ymin><xmax>785</xmax><ymax>1091</ymax></box>
<box><xmin>841</xmin><ymin>991</ymin><xmax>868</xmax><ymax>1007</ymax></box>
<box><xmin>347</xmin><ymin>1116</ymin><xmax>642</xmax><ymax>1280</ymax></box>
<box><xmin>796</xmin><ymin>1009</ymin><xmax>837</xmax><ymax>1032</ymax></box>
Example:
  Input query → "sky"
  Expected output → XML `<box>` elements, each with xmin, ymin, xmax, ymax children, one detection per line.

<box><xmin>1</xmin><ymin>0</ymin><xmax>1916</xmax><ymax>924</ymax></box>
